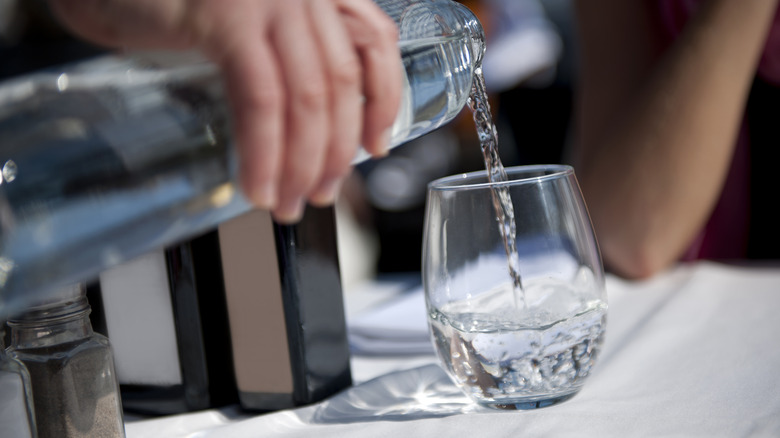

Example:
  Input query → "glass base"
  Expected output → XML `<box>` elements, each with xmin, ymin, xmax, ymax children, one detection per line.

<box><xmin>477</xmin><ymin>391</ymin><xmax>579</xmax><ymax>410</ymax></box>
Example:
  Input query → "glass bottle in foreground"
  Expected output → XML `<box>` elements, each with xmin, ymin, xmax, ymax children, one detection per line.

<box><xmin>0</xmin><ymin>0</ymin><xmax>485</xmax><ymax>315</ymax></box>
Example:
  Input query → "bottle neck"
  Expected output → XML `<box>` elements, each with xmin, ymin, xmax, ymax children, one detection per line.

<box><xmin>452</xmin><ymin>2</ymin><xmax>485</xmax><ymax>67</ymax></box>
<box><xmin>8</xmin><ymin>297</ymin><xmax>94</xmax><ymax>350</ymax></box>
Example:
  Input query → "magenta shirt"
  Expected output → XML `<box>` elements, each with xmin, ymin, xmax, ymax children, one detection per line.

<box><xmin>657</xmin><ymin>0</ymin><xmax>780</xmax><ymax>260</ymax></box>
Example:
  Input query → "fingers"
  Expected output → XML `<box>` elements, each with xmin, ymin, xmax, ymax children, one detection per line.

<box><xmin>216</xmin><ymin>28</ymin><xmax>284</xmax><ymax>212</ymax></box>
<box><xmin>266</xmin><ymin>0</ymin><xmax>400</xmax><ymax>222</ymax></box>
<box><xmin>307</xmin><ymin>0</ymin><xmax>364</xmax><ymax>206</ymax></box>
<box><xmin>336</xmin><ymin>0</ymin><xmax>402</xmax><ymax>157</ymax></box>
<box><xmin>209</xmin><ymin>0</ymin><xmax>402</xmax><ymax>223</ymax></box>
<box><xmin>52</xmin><ymin>0</ymin><xmax>403</xmax><ymax>225</ymax></box>
<box><xmin>269</xmin><ymin>0</ymin><xmax>331</xmax><ymax>222</ymax></box>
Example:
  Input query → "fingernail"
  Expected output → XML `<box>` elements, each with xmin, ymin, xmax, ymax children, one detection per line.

<box><xmin>248</xmin><ymin>183</ymin><xmax>277</xmax><ymax>210</ymax></box>
<box><xmin>273</xmin><ymin>197</ymin><xmax>305</xmax><ymax>224</ymax></box>
<box><xmin>310</xmin><ymin>179</ymin><xmax>342</xmax><ymax>206</ymax></box>
<box><xmin>373</xmin><ymin>128</ymin><xmax>392</xmax><ymax>158</ymax></box>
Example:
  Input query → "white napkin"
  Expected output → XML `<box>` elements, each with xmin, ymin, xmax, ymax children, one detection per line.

<box><xmin>347</xmin><ymin>286</ymin><xmax>432</xmax><ymax>355</ymax></box>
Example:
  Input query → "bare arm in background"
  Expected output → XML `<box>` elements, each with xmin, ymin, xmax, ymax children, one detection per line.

<box><xmin>49</xmin><ymin>0</ymin><xmax>402</xmax><ymax>223</ymax></box>
<box><xmin>572</xmin><ymin>0</ymin><xmax>778</xmax><ymax>279</ymax></box>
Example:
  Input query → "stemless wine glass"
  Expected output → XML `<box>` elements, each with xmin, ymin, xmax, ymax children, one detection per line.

<box><xmin>422</xmin><ymin>164</ymin><xmax>607</xmax><ymax>409</ymax></box>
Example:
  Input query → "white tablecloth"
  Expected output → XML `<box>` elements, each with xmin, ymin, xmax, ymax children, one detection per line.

<box><xmin>126</xmin><ymin>261</ymin><xmax>780</xmax><ymax>437</ymax></box>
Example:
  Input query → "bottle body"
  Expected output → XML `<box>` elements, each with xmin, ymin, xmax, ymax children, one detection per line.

<box><xmin>7</xmin><ymin>286</ymin><xmax>125</xmax><ymax>438</ymax></box>
<box><xmin>0</xmin><ymin>0</ymin><xmax>484</xmax><ymax>313</ymax></box>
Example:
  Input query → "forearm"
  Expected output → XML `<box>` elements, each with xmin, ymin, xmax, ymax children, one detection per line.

<box><xmin>48</xmin><ymin>0</ymin><xmax>194</xmax><ymax>50</ymax></box>
<box><xmin>574</xmin><ymin>0</ymin><xmax>778</xmax><ymax>278</ymax></box>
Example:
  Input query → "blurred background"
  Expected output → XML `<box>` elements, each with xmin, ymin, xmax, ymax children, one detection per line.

<box><xmin>0</xmin><ymin>0</ymin><xmax>578</xmax><ymax>290</ymax></box>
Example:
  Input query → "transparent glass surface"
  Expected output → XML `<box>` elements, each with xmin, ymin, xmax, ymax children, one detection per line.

<box><xmin>1</xmin><ymin>334</ymin><xmax>36</xmax><ymax>438</ymax></box>
<box><xmin>422</xmin><ymin>165</ymin><xmax>607</xmax><ymax>409</ymax></box>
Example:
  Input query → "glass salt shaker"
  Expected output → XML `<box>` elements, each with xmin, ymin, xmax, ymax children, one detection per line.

<box><xmin>6</xmin><ymin>284</ymin><xmax>125</xmax><ymax>438</ymax></box>
<box><xmin>0</xmin><ymin>325</ymin><xmax>36</xmax><ymax>438</ymax></box>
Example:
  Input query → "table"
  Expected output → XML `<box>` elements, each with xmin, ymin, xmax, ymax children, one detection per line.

<box><xmin>125</xmin><ymin>261</ymin><xmax>780</xmax><ymax>437</ymax></box>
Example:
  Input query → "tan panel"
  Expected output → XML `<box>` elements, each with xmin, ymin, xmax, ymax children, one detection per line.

<box><xmin>218</xmin><ymin>209</ymin><xmax>293</xmax><ymax>394</ymax></box>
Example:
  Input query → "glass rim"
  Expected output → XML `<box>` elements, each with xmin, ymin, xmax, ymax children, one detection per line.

<box><xmin>428</xmin><ymin>164</ymin><xmax>574</xmax><ymax>191</ymax></box>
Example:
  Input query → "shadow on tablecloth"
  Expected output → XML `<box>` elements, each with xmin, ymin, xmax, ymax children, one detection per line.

<box><xmin>310</xmin><ymin>364</ymin><xmax>488</xmax><ymax>423</ymax></box>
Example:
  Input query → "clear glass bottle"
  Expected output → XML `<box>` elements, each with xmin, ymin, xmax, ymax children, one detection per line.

<box><xmin>6</xmin><ymin>284</ymin><xmax>125</xmax><ymax>438</ymax></box>
<box><xmin>0</xmin><ymin>0</ymin><xmax>485</xmax><ymax>313</ymax></box>
<box><xmin>0</xmin><ymin>326</ymin><xmax>36</xmax><ymax>438</ymax></box>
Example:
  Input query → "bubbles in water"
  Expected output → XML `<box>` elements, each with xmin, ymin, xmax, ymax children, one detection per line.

<box><xmin>430</xmin><ymin>287</ymin><xmax>606</xmax><ymax>406</ymax></box>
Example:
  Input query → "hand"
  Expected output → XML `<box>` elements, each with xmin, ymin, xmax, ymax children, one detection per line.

<box><xmin>49</xmin><ymin>0</ymin><xmax>402</xmax><ymax>223</ymax></box>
